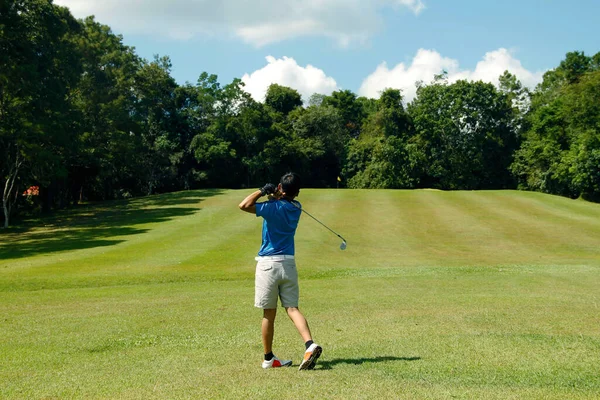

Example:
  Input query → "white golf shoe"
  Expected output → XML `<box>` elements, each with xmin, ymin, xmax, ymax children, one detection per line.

<box><xmin>262</xmin><ymin>356</ymin><xmax>293</xmax><ymax>369</ymax></box>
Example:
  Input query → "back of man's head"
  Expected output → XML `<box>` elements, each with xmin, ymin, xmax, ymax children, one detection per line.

<box><xmin>280</xmin><ymin>172</ymin><xmax>301</xmax><ymax>198</ymax></box>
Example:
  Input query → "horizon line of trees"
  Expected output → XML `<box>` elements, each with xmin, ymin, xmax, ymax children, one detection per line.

<box><xmin>2</xmin><ymin>0</ymin><xmax>600</xmax><ymax>228</ymax></box>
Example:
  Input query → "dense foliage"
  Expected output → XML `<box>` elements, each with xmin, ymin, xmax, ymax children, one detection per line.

<box><xmin>2</xmin><ymin>1</ymin><xmax>599</xmax><ymax>227</ymax></box>
<box><xmin>511</xmin><ymin>52</ymin><xmax>600</xmax><ymax>201</ymax></box>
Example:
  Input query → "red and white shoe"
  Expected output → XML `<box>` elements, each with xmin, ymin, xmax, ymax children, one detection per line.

<box><xmin>298</xmin><ymin>343</ymin><xmax>322</xmax><ymax>370</ymax></box>
<box><xmin>262</xmin><ymin>356</ymin><xmax>293</xmax><ymax>369</ymax></box>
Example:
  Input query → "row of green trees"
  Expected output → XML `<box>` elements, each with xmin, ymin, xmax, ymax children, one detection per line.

<box><xmin>2</xmin><ymin>1</ymin><xmax>599</xmax><ymax>227</ymax></box>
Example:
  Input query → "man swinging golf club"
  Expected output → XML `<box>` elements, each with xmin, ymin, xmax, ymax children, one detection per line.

<box><xmin>239</xmin><ymin>172</ymin><xmax>322</xmax><ymax>370</ymax></box>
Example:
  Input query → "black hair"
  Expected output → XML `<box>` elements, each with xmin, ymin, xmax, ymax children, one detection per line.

<box><xmin>280</xmin><ymin>172</ymin><xmax>301</xmax><ymax>198</ymax></box>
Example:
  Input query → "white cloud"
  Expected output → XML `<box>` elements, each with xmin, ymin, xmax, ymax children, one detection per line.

<box><xmin>241</xmin><ymin>56</ymin><xmax>339</xmax><ymax>102</ymax></box>
<box><xmin>359</xmin><ymin>49</ymin><xmax>460</xmax><ymax>101</ymax></box>
<box><xmin>463</xmin><ymin>48</ymin><xmax>544</xmax><ymax>89</ymax></box>
<box><xmin>397</xmin><ymin>0</ymin><xmax>426</xmax><ymax>14</ymax></box>
<box><xmin>359</xmin><ymin>48</ymin><xmax>545</xmax><ymax>101</ymax></box>
<box><xmin>54</xmin><ymin>0</ymin><xmax>425</xmax><ymax>47</ymax></box>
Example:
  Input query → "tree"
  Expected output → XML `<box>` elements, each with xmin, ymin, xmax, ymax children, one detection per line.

<box><xmin>499</xmin><ymin>70</ymin><xmax>530</xmax><ymax>119</ymax></box>
<box><xmin>409</xmin><ymin>79</ymin><xmax>517</xmax><ymax>189</ymax></box>
<box><xmin>133</xmin><ymin>55</ymin><xmax>180</xmax><ymax>195</ymax></box>
<box><xmin>308</xmin><ymin>93</ymin><xmax>326</xmax><ymax>107</ymax></box>
<box><xmin>264</xmin><ymin>84</ymin><xmax>302</xmax><ymax>115</ymax></box>
<box><xmin>223</xmin><ymin>99</ymin><xmax>274</xmax><ymax>187</ymax></box>
<box><xmin>559</xmin><ymin>51</ymin><xmax>592</xmax><ymax>84</ymax></box>
<box><xmin>190</xmin><ymin>77</ymin><xmax>256</xmax><ymax>187</ymax></box>
<box><xmin>345</xmin><ymin>136</ymin><xmax>424</xmax><ymax>189</ymax></box>
<box><xmin>171</xmin><ymin>83</ymin><xmax>209</xmax><ymax>190</ymax></box>
<box><xmin>534</xmin><ymin>51</ymin><xmax>597</xmax><ymax>107</ymax></box>
<box><xmin>190</xmin><ymin>130</ymin><xmax>237</xmax><ymax>186</ymax></box>
<box><xmin>2</xmin><ymin>151</ymin><xmax>23</xmax><ymax>228</ymax></box>
<box><xmin>322</xmin><ymin>89</ymin><xmax>366</xmax><ymax>138</ymax></box>
<box><xmin>372</xmin><ymin>88</ymin><xmax>411</xmax><ymax>138</ymax></box>
<box><xmin>1</xmin><ymin>0</ymin><xmax>82</xmax><ymax>227</ymax></box>
<box><xmin>68</xmin><ymin>17</ymin><xmax>141</xmax><ymax>201</ymax></box>
<box><xmin>290</xmin><ymin>105</ymin><xmax>347</xmax><ymax>186</ymax></box>
<box><xmin>512</xmin><ymin>57</ymin><xmax>600</xmax><ymax>200</ymax></box>
<box><xmin>341</xmin><ymin>89</ymin><xmax>419</xmax><ymax>189</ymax></box>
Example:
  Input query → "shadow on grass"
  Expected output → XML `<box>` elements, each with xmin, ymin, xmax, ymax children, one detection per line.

<box><xmin>317</xmin><ymin>356</ymin><xmax>421</xmax><ymax>370</ymax></box>
<box><xmin>0</xmin><ymin>189</ymin><xmax>224</xmax><ymax>260</ymax></box>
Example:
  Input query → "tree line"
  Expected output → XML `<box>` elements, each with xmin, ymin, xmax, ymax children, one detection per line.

<box><xmin>2</xmin><ymin>0</ymin><xmax>600</xmax><ymax>227</ymax></box>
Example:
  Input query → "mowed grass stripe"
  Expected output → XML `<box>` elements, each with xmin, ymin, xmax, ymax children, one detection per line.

<box><xmin>461</xmin><ymin>191</ymin><xmax>600</xmax><ymax>263</ymax></box>
<box><xmin>390</xmin><ymin>190</ymin><xmax>532</xmax><ymax>266</ymax></box>
<box><xmin>437</xmin><ymin>191</ymin><xmax>578</xmax><ymax>265</ymax></box>
<box><xmin>1</xmin><ymin>192</ymin><xmax>208</xmax><ymax>269</ymax></box>
<box><xmin>441</xmin><ymin>191</ymin><xmax>546</xmax><ymax>264</ymax></box>
<box><xmin>79</xmin><ymin>190</ymin><xmax>253</xmax><ymax>270</ymax></box>
<box><xmin>491</xmin><ymin>191</ymin><xmax>600</xmax><ymax>237</ymax></box>
<box><xmin>0</xmin><ymin>191</ymin><xmax>258</xmax><ymax>291</ymax></box>
<box><xmin>339</xmin><ymin>190</ymin><xmax>414</xmax><ymax>266</ymax></box>
<box><xmin>406</xmin><ymin>190</ymin><xmax>500</xmax><ymax>265</ymax></box>
<box><xmin>344</xmin><ymin>189</ymin><xmax>465</xmax><ymax>267</ymax></box>
<box><xmin>294</xmin><ymin>189</ymin><xmax>439</xmax><ymax>271</ymax></box>
<box><xmin>294</xmin><ymin>189</ymin><xmax>600</xmax><ymax>274</ymax></box>
<box><xmin>502</xmin><ymin>190</ymin><xmax>600</xmax><ymax>222</ymax></box>
<box><xmin>294</xmin><ymin>189</ymin><xmax>358</xmax><ymax>269</ymax></box>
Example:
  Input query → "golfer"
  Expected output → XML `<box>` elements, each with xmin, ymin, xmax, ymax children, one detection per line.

<box><xmin>239</xmin><ymin>172</ymin><xmax>322</xmax><ymax>370</ymax></box>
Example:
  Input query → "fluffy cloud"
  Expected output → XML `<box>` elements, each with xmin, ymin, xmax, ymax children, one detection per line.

<box><xmin>397</xmin><ymin>0</ymin><xmax>426</xmax><ymax>14</ymax></box>
<box><xmin>241</xmin><ymin>56</ymin><xmax>339</xmax><ymax>102</ymax></box>
<box><xmin>54</xmin><ymin>0</ymin><xmax>425</xmax><ymax>46</ymax></box>
<box><xmin>359</xmin><ymin>48</ymin><xmax>545</xmax><ymax>101</ymax></box>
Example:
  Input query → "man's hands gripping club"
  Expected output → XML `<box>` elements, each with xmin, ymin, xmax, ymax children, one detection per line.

<box><xmin>261</xmin><ymin>183</ymin><xmax>284</xmax><ymax>200</ymax></box>
<box><xmin>239</xmin><ymin>182</ymin><xmax>281</xmax><ymax>214</ymax></box>
<box><xmin>260</xmin><ymin>183</ymin><xmax>276</xmax><ymax>196</ymax></box>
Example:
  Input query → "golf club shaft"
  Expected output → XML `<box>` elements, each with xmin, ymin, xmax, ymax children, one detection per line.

<box><xmin>287</xmin><ymin>200</ymin><xmax>347</xmax><ymax>243</ymax></box>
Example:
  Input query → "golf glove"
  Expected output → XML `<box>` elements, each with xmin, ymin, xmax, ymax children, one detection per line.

<box><xmin>260</xmin><ymin>183</ymin><xmax>276</xmax><ymax>196</ymax></box>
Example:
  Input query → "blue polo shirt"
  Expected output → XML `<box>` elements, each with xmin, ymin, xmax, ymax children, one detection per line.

<box><xmin>255</xmin><ymin>199</ymin><xmax>302</xmax><ymax>256</ymax></box>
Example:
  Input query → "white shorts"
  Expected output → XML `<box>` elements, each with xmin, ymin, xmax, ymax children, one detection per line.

<box><xmin>254</xmin><ymin>256</ymin><xmax>299</xmax><ymax>309</ymax></box>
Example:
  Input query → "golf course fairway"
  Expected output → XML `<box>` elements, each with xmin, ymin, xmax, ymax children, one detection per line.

<box><xmin>1</xmin><ymin>189</ymin><xmax>599</xmax><ymax>399</ymax></box>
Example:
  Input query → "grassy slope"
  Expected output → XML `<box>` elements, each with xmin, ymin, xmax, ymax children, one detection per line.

<box><xmin>1</xmin><ymin>189</ymin><xmax>599</xmax><ymax>399</ymax></box>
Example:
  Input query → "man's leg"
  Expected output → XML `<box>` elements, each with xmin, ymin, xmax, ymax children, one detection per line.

<box><xmin>287</xmin><ymin>307</ymin><xmax>322</xmax><ymax>370</ymax></box>
<box><xmin>285</xmin><ymin>307</ymin><xmax>312</xmax><ymax>342</ymax></box>
<box><xmin>262</xmin><ymin>308</ymin><xmax>277</xmax><ymax>354</ymax></box>
<box><xmin>260</xmin><ymin>308</ymin><xmax>292</xmax><ymax>368</ymax></box>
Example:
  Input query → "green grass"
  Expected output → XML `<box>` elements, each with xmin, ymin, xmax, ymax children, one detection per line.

<box><xmin>1</xmin><ymin>189</ymin><xmax>599</xmax><ymax>399</ymax></box>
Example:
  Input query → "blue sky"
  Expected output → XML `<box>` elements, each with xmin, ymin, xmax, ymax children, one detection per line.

<box><xmin>56</xmin><ymin>0</ymin><xmax>599</xmax><ymax>101</ymax></box>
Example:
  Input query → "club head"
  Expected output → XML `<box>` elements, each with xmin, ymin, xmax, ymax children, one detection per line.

<box><xmin>340</xmin><ymin>241</ymin><xmax>347</xmax><ymax>251</ymax></box>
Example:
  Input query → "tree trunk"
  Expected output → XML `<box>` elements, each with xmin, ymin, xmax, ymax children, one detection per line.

<box><xmin>2</xmin><ymin>154</ymin><xmax>23</xmax><ymax>229</ymax></box>
<box><xmin>3</xmin><ymin>175</ymin><xmax>14</xmax><ymax>229</ymax></box>
<box><xmin>2</xmin><ymin>199</ymin><xmax>9</xmax><ymax>229</ymax></box>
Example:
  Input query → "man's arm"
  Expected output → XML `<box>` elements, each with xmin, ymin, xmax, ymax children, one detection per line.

<box><xmin>240</xmin><ymin>184</ymin><xmax>277</xmax><ymax>214</ymax></box>
<box><xmin>238</xmin><ymin>190</ymin><xmax>263</xmax><ymax>214</ymax></box>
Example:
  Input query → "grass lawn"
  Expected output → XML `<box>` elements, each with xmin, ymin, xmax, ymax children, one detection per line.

<box><xmin>1</xmin><ymin>189</ymin><xmax>599</xmax><ymax>399</ymax></box>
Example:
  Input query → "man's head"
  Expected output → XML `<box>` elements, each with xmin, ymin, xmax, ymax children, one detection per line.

<box><xmin>279</xmin><ymin>172</ymin><xmax>301</xmax><ymax>199</ymax></box>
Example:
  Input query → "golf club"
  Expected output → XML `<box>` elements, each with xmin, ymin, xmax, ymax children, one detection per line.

<box><xmin>287</xmin><ymin>200</ymin><xmax>347</xmax><ymax>250</ymax></box>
